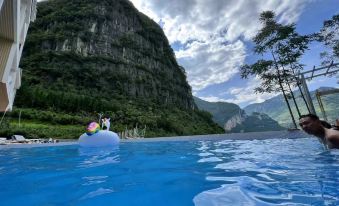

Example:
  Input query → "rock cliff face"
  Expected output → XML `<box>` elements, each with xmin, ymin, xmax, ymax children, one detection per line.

<box><xmin>194</xmin><ymin>96</ymin><xmax>241</xmax><ymax>127</ymax></box>
<box><xmin>230</xmin><ymin>112</ymin><xmax>285</xmax><ymax>133</ymax></box>
<box><xmin>224</xmin><ymin>111</ymin><xmax>246</xmax><ymax>131</ymax></box>
<box><xmin>20</xmin><ymin>0</ymin><xmax>194</xmax><ymax>109</ymax></box>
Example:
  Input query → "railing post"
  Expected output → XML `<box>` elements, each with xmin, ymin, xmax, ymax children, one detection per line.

<box><xmin>300</xmin><ymin>74</ymin><xmax>316</xmax><ymax>115</ymax></box>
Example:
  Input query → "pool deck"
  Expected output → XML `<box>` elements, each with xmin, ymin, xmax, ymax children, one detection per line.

<box><xmin>0</xmin><ymin>142</ymin><xmax>77</xmax><ymax>149</ymax></box>
<box><xmin>0</xmin><ymin>130</ymin><xmax>312</xmax><ymax>149</ymax></box>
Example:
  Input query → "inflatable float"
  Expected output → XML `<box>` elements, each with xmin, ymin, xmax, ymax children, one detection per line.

<box><xmin>78</xmin><ymin>122</ymin><xmax>120</xmax><ymax>147</ymax></box>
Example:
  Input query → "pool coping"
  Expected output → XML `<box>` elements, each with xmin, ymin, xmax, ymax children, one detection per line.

<box><xmin>0</xmin><ymin>130</ymin><xmax>312</xmax><ymax>149</ymax></box>
<box><xmin>121</xmin><ymin>130</ymin><xmax>311</xmax><ymax>142</ymax></box>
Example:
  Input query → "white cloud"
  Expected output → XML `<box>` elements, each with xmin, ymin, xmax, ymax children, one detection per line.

<box><xmin>224</xmin><ymin>78</ymin><xmax>280</xmax><ymax>105</ymax></box>
<box><xmin>197</xmin><ymin>76</ymin><xmax>280</xmax><ymax>106</ymax></box>
<box><xmin>177</xmin><ymin>39</ymin><xmax>246</xmax><ymax>91</ymax></box>
<box><xmin>129</xmin><ymin>0</ymin><xmax>310</xmax><ymax>93</ymax></box>
<box><xmin>199</xmin><ymin>96</ymin><xmax>230</xmax><ymax>103</ymax></box>
<box><xmin>130</xmin><ymin>0</ymin><xmax>308</xmax><ymax>43</ymax></box>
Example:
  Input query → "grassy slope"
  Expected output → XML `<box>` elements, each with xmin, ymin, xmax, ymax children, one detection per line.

<box><xmin>0</xmin><ymin>106</ymin><xmax>224</xmax><ymax>139</ymax></box>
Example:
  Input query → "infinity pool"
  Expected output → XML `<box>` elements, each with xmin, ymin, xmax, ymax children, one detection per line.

<box><xmin>0</xmin><ymin>137</ymin><xmax>338</xmax><ymax>206</ymax></box>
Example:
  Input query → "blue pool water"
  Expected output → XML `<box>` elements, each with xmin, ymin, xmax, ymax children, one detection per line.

<box><xmin>1</xmin><ymin>137</ymin><xmax>339</xmax><ymax>206</ymax></box>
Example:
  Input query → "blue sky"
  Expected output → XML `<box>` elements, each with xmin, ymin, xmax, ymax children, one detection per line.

<box><xmin>130</xmin><ymin>0</ymin><xmax>338</xmax><ymax>107</ymax></box>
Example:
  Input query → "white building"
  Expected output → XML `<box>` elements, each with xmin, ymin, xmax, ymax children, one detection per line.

<box><xmin>0</xmin><ymin>0</ymin><xmax>37</xmax><ymax>112</ymax></box>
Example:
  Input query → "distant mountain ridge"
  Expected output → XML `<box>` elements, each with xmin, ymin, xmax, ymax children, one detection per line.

<box><xmin>194</xmin><ymin>97</ymin><xmax>240</xmax><ymax>127</ymax></box>
<box><xmin>244</xmin><ymin>87</ymin><xmax>339</xmax><ymax>127</ymax></box>
<box><xmin>194</xmin><ymin>97</ymin><xmax>284</xmax><ymax>133</ymax></box>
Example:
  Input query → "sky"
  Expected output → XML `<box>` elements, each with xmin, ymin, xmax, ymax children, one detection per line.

<box><xmin>129</xmin><ymin>0</ymin><xmax>339</xmax><ymax>107</ymax></box>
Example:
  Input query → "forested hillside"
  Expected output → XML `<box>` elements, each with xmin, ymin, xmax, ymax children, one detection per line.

<box><xmin>0</xmin><ymin>0</ymin><xmax>224</xmax><ymax>139</ymax></box>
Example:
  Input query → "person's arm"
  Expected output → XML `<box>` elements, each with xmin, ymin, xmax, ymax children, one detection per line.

<box><xmin>326</xmin><ymin>130</ymin><xmax>339</xmax><ymax>149</ymax></box>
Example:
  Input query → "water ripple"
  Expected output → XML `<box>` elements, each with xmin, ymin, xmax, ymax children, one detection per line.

<box><xmin>80</xmin><ymin>188</ymin><xmax>114</xmax><ymax>200</ymax></box>
<box><xmin>194</xmin><ymin>138</ymin><xmax>339</xmax><ymax>206</ymax></box>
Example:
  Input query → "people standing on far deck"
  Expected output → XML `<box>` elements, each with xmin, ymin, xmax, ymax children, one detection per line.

<box><xmin>299</xmin><ymin>114</ymin><xmax>339</xmax><ymax>149</ymax></box>
<box><xmin>105</xmin><ymin>118</ymin><xmax>110</xmax><ymax>131</ymax></box>
<box><xmin>101</xmin><ymin>117</ymin><xmax>110</xmax><ymax>131</ymax></box>
<box><xmin>101</xmin><ymin>118</ymin><xmax>107</xmax><ymax>130</ymax></box>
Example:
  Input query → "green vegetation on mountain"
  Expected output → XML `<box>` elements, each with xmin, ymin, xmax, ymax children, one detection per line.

<box><xmin>0</xmin><ymin>0</ymin><xmax>223</xmax><ymax>139</ymax></box>
<box><xmin>0</xmin><ymin>105</ymin><xmax>222</xmax><ymax>139</ymax></box>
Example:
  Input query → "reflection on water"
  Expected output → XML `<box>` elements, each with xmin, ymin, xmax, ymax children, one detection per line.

<box><xmin>76</xmin><ymin>147</ymin><xmax>121</xmax><ymax>201</ymax></box>
<box><xmin>78</xmin><ymin>147</ymin><xmax>120</xmax><ymax>168</ymax></box>
<box><xmin>194</xmin><ymin>139</ymin><xmax>339</xmax><ymax>206</ymax></box>
<box><xmin>82</xmin><ymin>176</ymin><xmax>108</xmax><ymax>186</ymax></box>
<box><xmin>80</xmin><ymin>187</ymin><xmax>115</xmax><ymax>200</ymax></box>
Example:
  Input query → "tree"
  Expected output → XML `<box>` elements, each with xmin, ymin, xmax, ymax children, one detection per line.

<box><xmin>317</xmin><ymin>14</ymin><xmax>339</xmax><ymax>65</ymax></box>
<box><xmin>240</xmin><ymin>11</ymin><xmax>310</xmax><ymax>128</ymax></box>
<box><xmin>241</xmin><ymin>11</ymin><xmax>309</xmax><ymax>93</ymax></box>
